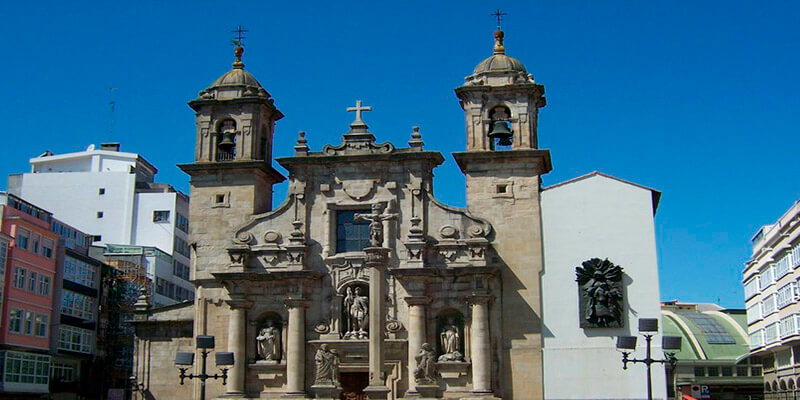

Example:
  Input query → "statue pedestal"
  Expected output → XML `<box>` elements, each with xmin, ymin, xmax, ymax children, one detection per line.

<box><xmin>414</xmin><ymin>384</ymin><xmax>443</xmax><ymax>399</ymax></box>
<box><xmin>364</xmin><ymin>385</ymin><xmax>391</xmax><ymax>400</ymax></box>
<box><xmin>311</xmin><ymin>384</ymin><xmax>342</xmax><ymax>400</ymax></box>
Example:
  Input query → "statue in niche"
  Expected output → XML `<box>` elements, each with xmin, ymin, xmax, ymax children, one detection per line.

<box><xmin>414</xmin><ymin>343</ymin><xmax>441</xmax><ymax>384</ymax></box>
<box><xmin>256</xmin><ymin>319</ymin><xmax>281</xmax><ymax>361</ymax></box>
<box><xmin>343</xmin><ymin>286</ymin><xmax>369</xmax><ymax>339</ymax></box>
<box><xmin>354</xmin><ymin>203</ymin><xmax>397</xmax><ymax>247</ymax></box>
<box><xmin>437</xmin><ymin>317</ymin><xmax>463</xmax><ymax>362</ymax></box>
<box><xmin>575</xmin><ymin>258</ymin><xmax>624</xmax><ymax>328</ymax></box>
<box><xmin>313</xmin><ymin>344</ymin><xmax>340</xmax><ymax>386</ymax></box>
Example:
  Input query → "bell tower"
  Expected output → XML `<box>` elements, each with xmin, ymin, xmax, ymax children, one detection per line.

<box><xmin>452</xmin><ymin>20</ymin><xmax>552</xmax><ymax>400</ymax></box>
<box><xmin>179</xmin><ymin>38</ymin><xmax>285</xmax><ymax>280</ymax></box>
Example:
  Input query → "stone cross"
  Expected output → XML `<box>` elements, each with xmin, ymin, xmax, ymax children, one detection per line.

<box><xmin>347</xmin><ymin>100</ymin><xmax>372</xmax><ymax>124</ymax></box>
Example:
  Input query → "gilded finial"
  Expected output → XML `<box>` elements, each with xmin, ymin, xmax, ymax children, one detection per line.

<box><xmin>490</xmin><ymin>9</ymin><xmax>507</xmax><ymax>55</ymax></box>
<box><xmin>231</xmin><ymin>25</ymin><xmax>248</xmax><ymax>69</ymax></box>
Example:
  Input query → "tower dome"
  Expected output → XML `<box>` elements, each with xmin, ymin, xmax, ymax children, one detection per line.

<box><xmin>465</xmin><ymin>29</ymin><xmax>534</xmax><ymax>86</ymax></box>
<box><xmin>193</xmin><ymin>45</ymin><xmax>272</xmax><ymax>102</ymax></box>
<box><xmin>473</xmin><ymin>30</ymin><xmax>528</xmax><ymax>74</ymax></box>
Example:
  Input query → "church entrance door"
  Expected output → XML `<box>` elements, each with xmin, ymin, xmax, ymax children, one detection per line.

<box><xmin>340</xmin><ymin>372</ymin><xmax>368</xmax><ymax>400</ymax></box>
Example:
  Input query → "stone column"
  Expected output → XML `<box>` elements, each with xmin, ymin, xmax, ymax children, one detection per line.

<box><xmin>364</xmin><ymin>248</ymin><xmax>391</xmax><ymax>400</ymax></box>
<box><xmin>226</xmin><ymin>299</ymin><xmax>252</xmax><ymax>396</ymax></box>
<box><xmin>404</xmin><ymin>296</ymin><xmax>431</xmax><ymax>392</ymax></box>
<box><xmin>468</xmin><ymin>295</ymin><xmax>493</xmax><ymax>394</ymax></box>
<box><xmin>285</xmin><ymin>298</ymin><xmax>310</xmax><ymax>397</ymax></box>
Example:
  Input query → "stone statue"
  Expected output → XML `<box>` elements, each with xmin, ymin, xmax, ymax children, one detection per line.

<box><xmin>437</xmin><ymin>317</ymin><xmax>463</xmax><ymax>362</ymax></box>
<box><xmin>314</xmin><ymin>344</ymin><xmax>340</xmax><ymax>386</ymax></box>
<box><xmin>575</xmin><ymin>258</ymin><xmax>624</xmax><ymax>328</ymax></box>
<box><xmin>344</xmin><ymin>286</ymin><xmax>369</xmax><ymax>339</ymax></box>
<box><xmin>256</xmin><ymin>320</ymin><xmax>281</xmax><ymax>361</ymax></box>
<box><xmin>354</xmin><ymin>203</ymin><xmax>397</xmax><ymax>247</ymax></box>
<box><xmin>414</xmin><ymin>343</ymin><xmax>441</xmax><ymax>384</ymax></box>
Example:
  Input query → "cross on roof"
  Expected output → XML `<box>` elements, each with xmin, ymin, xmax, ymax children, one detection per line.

<box><xmin>347</xmin><ymin>100</ymin><xmax>372</xmax><ymax>124</ymax></box>
<box><xmin>491</xmin><ymin>9</ymin><xmax>506</xmax><ymax>29</ymax></box>
<box><xmin>232</xmin><ymin>25</ymin><xmax>248</xmax><ymax>46</ymax></box>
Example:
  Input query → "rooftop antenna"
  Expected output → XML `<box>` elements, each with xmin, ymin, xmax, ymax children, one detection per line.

<box><xmin>231</xmin><ymin>25</ymin><xmax>248</xmax><ymax>69</ymax></box>
<box><xmin>491</xmin><ymin>9</ymin><xmax>506</xmax><ymax>30</ymax></box>
<box><xmin>109</xmin><ymin>87</ymin><xmax>118</xmax><ymax>140</ymax></box>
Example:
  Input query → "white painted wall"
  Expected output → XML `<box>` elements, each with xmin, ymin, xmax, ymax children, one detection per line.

<box><xmin>132</xmin><ymin>192</ymin><xmax>177</xmax><ymax>253</ymax></box>
<box><xmin>16</xmin><ymin>171</ymin><xmax>136</xmax><ymax>246</ymax></box>
<box><xmin>541</xmin><ymin>173</ymin><xmax>666</xmax><ymax>400</ymax></box>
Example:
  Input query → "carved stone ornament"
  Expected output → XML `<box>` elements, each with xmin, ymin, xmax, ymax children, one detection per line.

<box><xmin>385</xmin><ymin>319</ymin><xmax>403</xmax><ymax>333</ymax></box>
<box><xmin>263</xmin><ymin>230</ymin><xmax>282</xmax><ymax>243</ymax></box>
<box><xmin>255</xmin><ymin>319</ymin><xmax>281</xmax><ymax>362</ymax></box>
<box><xmin>414</xmin><ymin>343</ymin><xmax>441</xmax><ymax>384</ymax></box>
<box><xmin>575</xmin><ymin>258</ymin><xmax>624</xmax><ymax>328</ymax></box>
<box><xmin>313</xmin><ymin>344</ymin><xmax>341</xmax><ymax>386</ymax></box>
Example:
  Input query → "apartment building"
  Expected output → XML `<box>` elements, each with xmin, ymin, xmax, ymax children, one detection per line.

<box><xmin>744</xmin><ymin>199</ymin><xmax>800</xmax><ymax>399</ymax></box>
<box><xmin>7</xmin><ymin>142</ymin><xmax>192</xmax><ymax>306</ymax></box>
<box><xmin>0</xmin><ymin>193</ymin><xmax>58</xmax><ymax>396</ymax></box>
<box><xmin>48</xmin><ymin>217</ymin><xmax>105</xmax><ymax>398</ymax></box>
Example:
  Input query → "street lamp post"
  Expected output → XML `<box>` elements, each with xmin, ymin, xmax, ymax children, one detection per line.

<box><xmin>174</xmin><ymin>335</ymin><xmax>235</xmax><ymax>400</ymax></box>
<box><xmin>617</xmin><ymin>318</ymin><xmax>682</xmax><ymax>400</ymax></box>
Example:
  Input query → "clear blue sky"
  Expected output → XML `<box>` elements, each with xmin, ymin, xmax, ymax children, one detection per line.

<box><xmin>1</xmin><ymin>1</ymin><xmax>798</xmax><ymax>308</ymax></box>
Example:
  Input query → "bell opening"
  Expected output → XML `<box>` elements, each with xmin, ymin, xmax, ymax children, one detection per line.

<box><xmin>488</xmin><ymin>106</ymin><xmax>513</xmax><ymax>151</ymax></box>
<box><xmin>216</xmin><ymin>119</ymin><xmax>237</xmax><ymax>162</ymax></box>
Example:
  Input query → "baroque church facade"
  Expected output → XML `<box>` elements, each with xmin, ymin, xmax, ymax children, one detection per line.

<box><xmin>131</xmin><ymin>28</ymin><xmax>667</xmax><ymax>400</ymax></box>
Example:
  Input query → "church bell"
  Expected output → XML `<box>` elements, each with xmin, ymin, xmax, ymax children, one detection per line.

<box><xmin>218</xmin><ymin>132</ymin><xmax>235</xmax><ymax>150</ymax></box>
<box><xmin>488</xmin><ymin>120</ymin><xmax>513</xmax><ymax>146</ymax></box>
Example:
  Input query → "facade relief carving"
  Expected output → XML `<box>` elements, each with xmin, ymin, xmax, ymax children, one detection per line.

<box><xmin>414</xmin><ymin>343</ymin><xmax>441</xmax><ymax>384</ymax></box>
<box><xmin>313</xmin><ymin>344</ymin><xmax>341</xmax><ymax>386</ymax></box>
<box><xmin>575</xmin><ymin>258</ymin><xmax>624</xmax><ymax>328</ymax></box>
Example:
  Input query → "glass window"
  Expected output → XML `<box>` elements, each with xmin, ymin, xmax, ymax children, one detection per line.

<box><xmin>736</xmin><ymin>366</ymin><xmax>748</xmax><ymax>376</ymax></box>
<box><xmin>336</xmin><ymin>210</ymin><xmax>371</xmax><ymax>253</ymax></box>
<box><xmin>3</xmin><ymin>352</ymin><xmax>49</xmax><ymax>386</ymax></box>
<box><xmin>173</xmin><ymin>259</ymin><xmax>190</xmax><ymax>280</ymax></box>
<box><xmin>176</xmin><ymin>213</ymin><xmax>189</xmax><ymax>233</ymax></box>
<box><xmin>23</xmin><ymin>311</ymin><xmax>33</xmax><ymax>335</ymax></box>
<box><xmin>15</xmin><ymin>228</ymin><xmax>29</xmax><ymax>250</ymax></box>
<box><xmin>41</xmin><ymin>239</ymin><xmax>53</xmax><ymax>258</ymax></box>
<box><xmin>38</xmin><ymin>276</ymin><xmax>50</xmax><ymax>296</ymax></box>
<box><xmin>707</xmin><ymin>366</ymin><xmax>719</xmax><ymax>376</ymax></box>
<box><xmin>31</xmin><ymin>233</ymin><xmax>40</xmax><ymax>254</ymax></box>
<box><xmin>173</xmin><ymin>237</ymin><xmax>190</xmax><ymax>258</ymax></box>
<box><xmin>721</xmin><ymin>366</ymin><xmax>733</xmax><ymax>376</ymax></box>
<box><xmin>60</xmin><ymin>290</ymin><xmax>94</xmax><ymax>321</ymax></box>
<box><xmin>13</xmin><ymin>267</ymin><xmax>26</xmax><ymax>289</ymax></box>
<box><xmin>751</xmin><ymin>366</ymin><xmax>762</xmax><ymax>376</ymax></box>
<box><xmin>28</xmin><ymin>272</ymin><xmax>36</xmax><ymax>292</ymax></box>
<box><xmin>694</xmin><ymin>367</ymin><xmax>705</xmax><ymax>377</ymax></box>
<box><xmin>8</xmin><ymin>309</ymin><xmax>22</xmax><ymax>333</ymax></box>
<box><xmin>153</xmin><ymin>210</ymin><xmax>170</xmax><ymax>222</ymax></box>
<box><xmin>58</xmin><ymin>326</ymin><xmax>93</xmax><ymax>354</ymax></box>
<box><xmin>34</xmin><ymin>314</ymin><xmax>47</xmax><ymax>337</ymax></box>
<box><xmin>51</xmin><ymin>361</ymin><xmax>76</xmax><ymax>382</ymax></box>
<box><xmin>63</xmin><ymin>257</ymin><xmax>97</xmax><ymax>288</ymax></box>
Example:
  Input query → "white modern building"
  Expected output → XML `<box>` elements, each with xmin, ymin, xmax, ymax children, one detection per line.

<box><xmin>743</xmin><ymin>199</ymin><xmax>800</xmax><ymax>398</ymax></box>
<box><xmin>7</xmin><ymin>143</ymin><xmax>193</xmax><ymax>306</ymax></box>
<box><xmin>541</xmin><ymin>171</ymin><xmax>668</xmax><ymax>400</ymax></box>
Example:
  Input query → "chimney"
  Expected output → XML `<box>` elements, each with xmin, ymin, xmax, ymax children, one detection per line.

<box><xmin>100</xmin><ymin>142</ymin><xmax>121</xmax><ymax>152</ymax></box>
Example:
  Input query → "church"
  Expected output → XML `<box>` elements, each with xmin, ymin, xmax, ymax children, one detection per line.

<box><xmin>130</xmin><ymin>26</ymin><xmax>666</xmax><ymax>400</ymax></box>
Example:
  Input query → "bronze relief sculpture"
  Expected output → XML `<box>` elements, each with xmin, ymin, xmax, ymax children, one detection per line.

<box><xmin>575</xmin><ymin>258</ymin><xmax>624</xmax><ymax>328</ymax></box>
